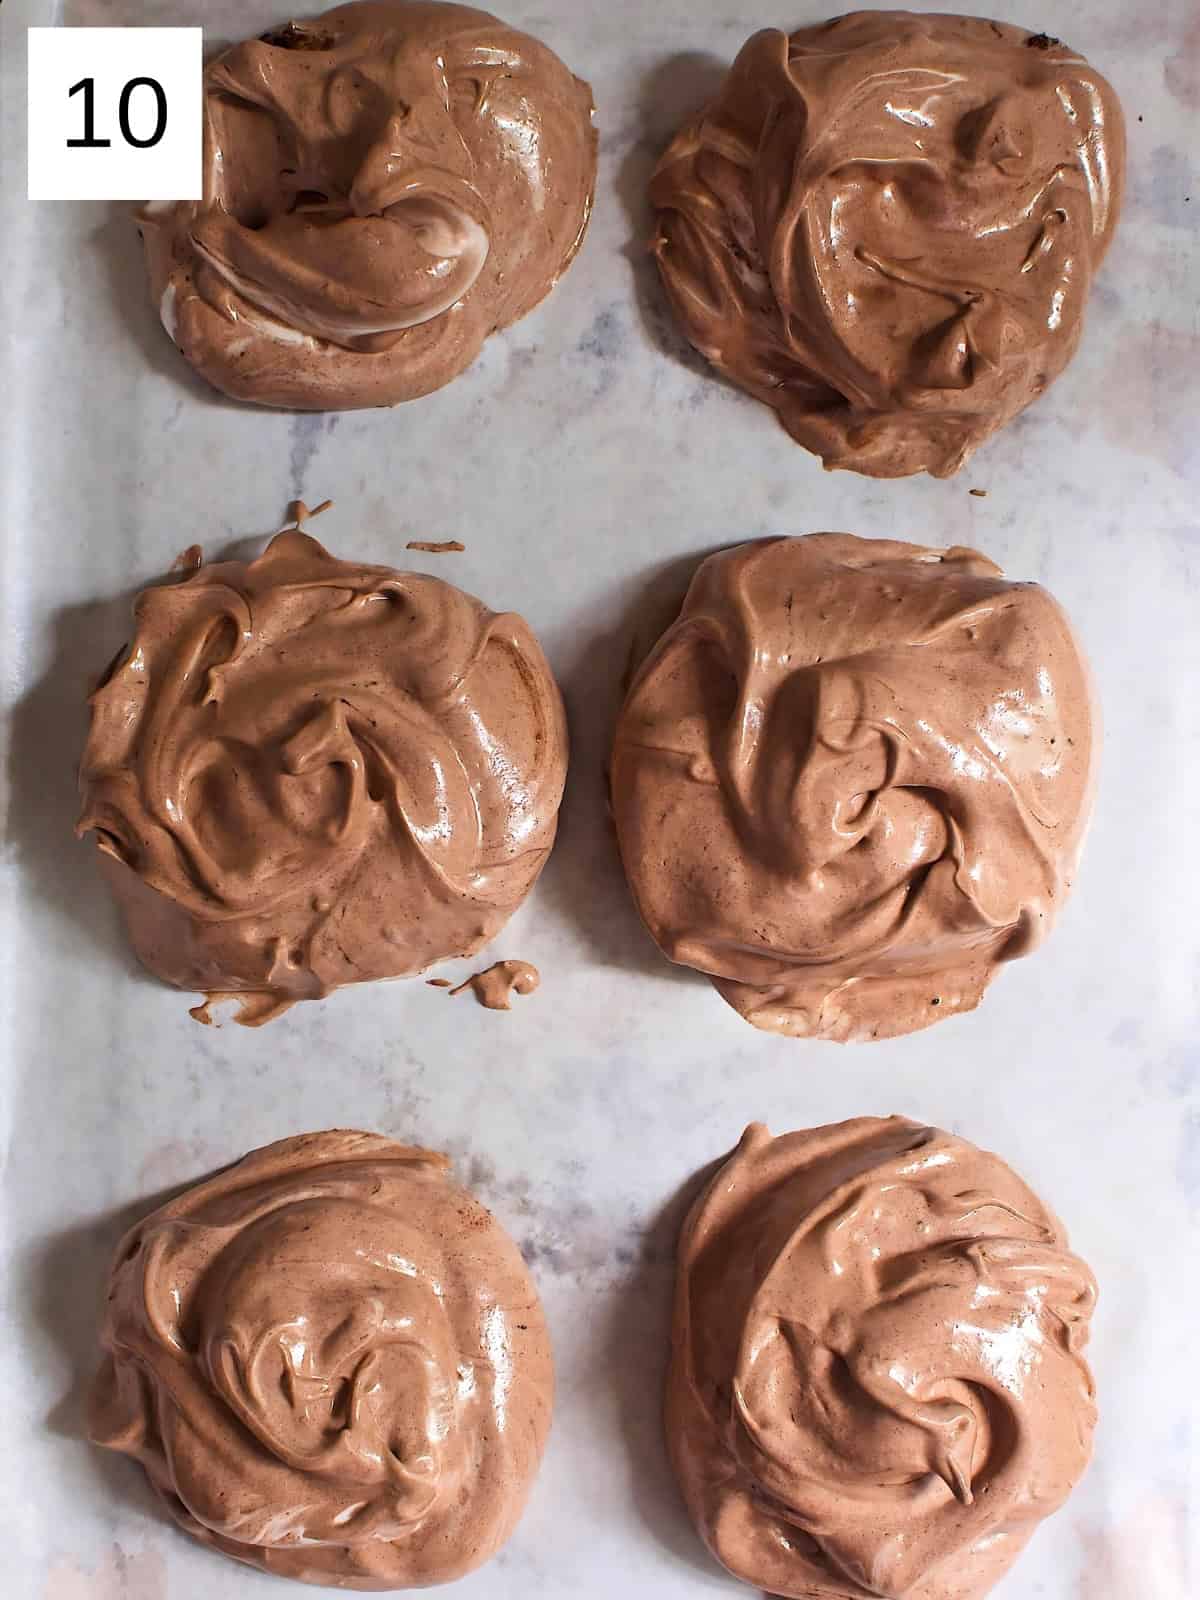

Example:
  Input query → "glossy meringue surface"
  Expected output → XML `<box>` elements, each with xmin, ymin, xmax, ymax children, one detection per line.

<box><xmin>142</xmin><ymin>1</ymin><xmax>597</xmax><ymax>409</ymax></box>
<box><xmin>668</xmin><ymin>1117</ymin><xmax>1098</xmax><ymax>1600</ymax></box>
<box><xmin>89</xmin><ymin>1130</ymin><xmax>553</xmax><ymax>1588</ymax></box>
<box><xmin>611</xmin><ymin>535</ymin><xmax>1097</xmax><ymax>1041</ymax></box>
<box><xmin>650</xmin><ymin>11</ymin><xmax>1125</xmax><ymax>477</ymax></box>
<box><xmin>76</xmin><ymin>528</ymin><xmax>568</xmax><ymax>1022</ymax></box>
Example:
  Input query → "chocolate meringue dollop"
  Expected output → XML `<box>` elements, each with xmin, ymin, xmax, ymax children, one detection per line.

<box><xmin>90</xmin><ymin>1131</ymin><xmax>553</xmax><ymax>1589</ymax></box>
<box><xmin>76</xmin><ymin>528</ymin><xmax>567</xmax><ymax>1024</ymax></box>
<box><xmin>668</xmin><ymin>1118</ymin><xmax>1098</xmax><ymax>1600</ymax></box>
<box><xmin>611</xmin><ymin>535</ymin><xmax>1097</xmax><ymax>1042</ymax></box>
<box><xmin>142</xmin><ymin>1</ymin><xmax>597</xmax><ymax>409</ymax></box>
<box><xmin>650</xmin><ymin>12</ymin><xmax>1125</xmax><ymax>477</ymax></box>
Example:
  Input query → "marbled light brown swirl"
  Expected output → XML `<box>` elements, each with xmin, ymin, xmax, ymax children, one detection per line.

<box><xmin>611</xmin><ymin>535</ymin><xmax>1096</xmax><ymax>1041</ymax></box>
<box><xmin>142</xmin><ymin>1</ymin><xmax>597</xmax><ymax>409</ymax></box>
<box><xmin>90</xmin><ymin>1130</ymin><xmax>553</xmax><ymax>1589</ymax></box>
<box><xmin>77</xmin><ymin>527</ymin><xmax>567</xmax><ymax>1023</ymax></box>
<box><xmin>650</xmin><ymin>12</ymin><xmax>1124</xmax><ymax>477</ymax></box>
<box><xmin>669</xmin><ymin>1118</ymin><xmax>1097</xmax><ymax>1600</ymax></box>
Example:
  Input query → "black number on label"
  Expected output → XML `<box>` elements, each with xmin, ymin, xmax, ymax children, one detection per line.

<box><xmin>67</xmin><ymin>77</ymin><xmax>111</xmax><ymax>148</ymax></box>
<box><xmin>119</xmin><ymin>77</ymin><xmax>168</xmax><ymax>149</ymax></box>
<box><xmin>66</xmin><ymin>76</ymin><xmax>168</xmax><ymax>150</ymax></box>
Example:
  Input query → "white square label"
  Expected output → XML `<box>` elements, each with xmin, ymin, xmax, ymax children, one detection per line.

<box><xmin>27</xmin><ymin>27</ymin><xmax>202</xmax><ymax>201</ymax></box>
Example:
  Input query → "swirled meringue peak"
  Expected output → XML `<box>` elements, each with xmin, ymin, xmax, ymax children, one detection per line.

<box><xmin>90</xmin><ymin>1130</ymin><xmax>553</xmax><ymax>1588</ymax></box>
<box><xmin>650</xmin><ymin>12</ymin><xmax>1125</xmax><ymax>477</ymax></box>
<box><xmin>76</xmin><ymin>527</ymin><xmax>567</xmax><ymax>1025</ymax></box>
<box><xmin>611</xmin><ymin>535</ymin><xmax>1096</xmax><ymax>1042</ymax></box>
<box><xmin>668</xmin><ymin>1118</ymin><xmax>1097</xmax><ymax>1600</ymax></box>
<box><xmin>141</xmin><ymin>1</ymin><xmax>597</xmax><ymax>409</ymax></box>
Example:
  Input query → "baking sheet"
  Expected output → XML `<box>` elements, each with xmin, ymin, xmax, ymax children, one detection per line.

<box><xmin>2</xmin><ymin>0</ymin><xmax>1198</xmax><ymax>1595</ymax></box>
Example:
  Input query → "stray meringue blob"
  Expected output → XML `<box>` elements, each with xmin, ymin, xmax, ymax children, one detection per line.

<box><xmin>668</xmin><ymin>1117</ymin><xmax>1098</xmax><ymax>1600</ymax></box>
<box><xmin>650</xmin><ymin>12</ymin><xmax>1125</xmax><ymax>477</ymax></box>
<box><xmin>611</xmin><ymin>535</ymin><xmax>1097</xmax><ymax>1042</ymax></box>
<box><xmin>449</xmin><ymin>958</ymin><xmax>540</xmax><ymax>1008</ymax></box>
<box><xmin>141</xmin><ymin>1</ymin><xmax>597</xmax><ymax>409</ymax></box>
<box><xmin>76</xmin><ymin>528</ymin><xmax>567</xmax><ymax>1025</ymax></box>
<box><xmin>90</xmin><ymin>1131</ymin><xmax>553</xmax><ymax>1589</ymax></box>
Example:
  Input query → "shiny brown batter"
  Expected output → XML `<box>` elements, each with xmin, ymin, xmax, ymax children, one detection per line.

<box><xmin>449</xmin><ymin>958</ymin><xmax>539</xmax><ymax>1008</ymax></box>
<box><xmin>611</xmin><ymin>535</ymin><xmax>1097</xmax><ymax>1041</ymax></box>
<box><xmin>77</xmin><ymin>527</ymin><xmax>568</xmax><ymax>1023</ymax></box>
<box><xmin>141</xmin><ymin>1</ymin><xmax>597</xmax><ymax>409</ymax></box>
<box><xmin>650</xmin><ymin>12</ymin><xmax>1125</xmax><ymax>477</ymax></box>
<box><xmin>668</xmin><ymin>1117</ymin><xmax>1098</xmax><ymax>1600</ymax></box>
<box><xmin>90</xmin><ymin>1131</ymin><xmax>553</xmax><ymax>1589</ymax></box>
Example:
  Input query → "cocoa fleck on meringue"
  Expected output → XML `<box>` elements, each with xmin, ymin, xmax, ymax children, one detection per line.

<box><xmin>668</xmin><ymin>1117</ymin><xmax>1098</xmax><ymax>1600</ymax></box>
<box><xmin>650</xmin><ymin>12</ymin><xmax>1125</xmax><ymax>477</ymax></box>
<box><xmin>76</xmin><ymin>527</ymin><xmax>567</xmax><ymax>1024</ymax></box>
<box><xmin>141</xmin><ymin>1</ymin><xmax>597</xmax><ymax>409</ymax></box>
<box><xmin>611</xmin><ymin>535</ymin><xmax>1097</xmax><ymax>1041</ymax></box>
<box><xmin>90</xmin><ymin>1131</ymin><xmax>553</xmax><ymax>1589</ymax></box>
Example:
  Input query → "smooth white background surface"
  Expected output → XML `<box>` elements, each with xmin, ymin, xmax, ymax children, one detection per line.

<box><xmin>1</xmin><ymin>2</ymin><xmax>1197</xmax><ymax>1597</ymax></box>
